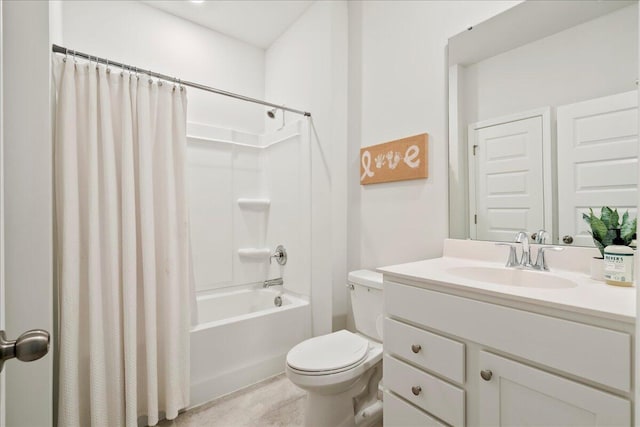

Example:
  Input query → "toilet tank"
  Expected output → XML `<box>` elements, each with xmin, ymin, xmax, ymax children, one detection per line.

<box><xmin>348</xmin><ymin>270</ymin><xmax>384</xmax><ymax>342</ymax></box>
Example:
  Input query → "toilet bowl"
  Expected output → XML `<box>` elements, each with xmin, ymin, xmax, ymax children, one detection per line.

<box><xmin>285</xmin><ymin>270</ymin><xmax>384</xmax><ymax>427</ymax></box>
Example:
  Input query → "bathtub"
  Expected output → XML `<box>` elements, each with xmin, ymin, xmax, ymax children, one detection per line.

<box><xmin>189</xmin><ymin>286</ymin><xmax>311</xmax><ymax>407</ymax></box>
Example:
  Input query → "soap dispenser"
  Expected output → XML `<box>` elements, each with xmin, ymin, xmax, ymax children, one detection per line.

<box><xmin>603</xmin><ymin>229</ymin><xmax>634</xmax><ymax>287</ymax></box>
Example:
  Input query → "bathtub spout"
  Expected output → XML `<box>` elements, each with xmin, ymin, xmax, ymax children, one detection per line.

<box><xmin>263</xmin><ymin>278</ymin><xmax>284</xmax><ymax>288</ymax></box>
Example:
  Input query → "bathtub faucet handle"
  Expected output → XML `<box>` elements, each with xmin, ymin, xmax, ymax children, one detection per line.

<box><xmin>270</xmin><ymin>245</ymin><xmax>287</xmax><ymax>266</ymax></box>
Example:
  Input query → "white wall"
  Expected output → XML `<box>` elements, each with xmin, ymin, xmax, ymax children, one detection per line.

<box><xmin>265</xmin><ymin>0</ymin><xmax>518</xmax><ymax>333</ymax></box>
<box><xmin>463</xmin><ymin>4</ymin><xmax>638</xmax><ymax>124</ymax></box>
<box><xmin>55</xmin><ymin>0</ymin><xmax>265</xmax><ymax>134</ymax></box>
<box><xmin>265</xmin><ymin>1</ymin><xmax>348</xmax><ymax>333</ymax></box>
<box><xmin>348</xmin><ymin>1</ymin><xmax>520</xmax><ymax>272</ymax></box>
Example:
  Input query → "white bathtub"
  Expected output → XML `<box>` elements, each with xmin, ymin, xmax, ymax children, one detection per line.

<box><xmin>190</xmin><ymin>286</ymin><xmax>310</xmax><ymax>407</ymax></box>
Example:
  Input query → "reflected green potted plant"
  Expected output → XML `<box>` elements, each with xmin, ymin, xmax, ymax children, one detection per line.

<box><xmin>583</xmin><ymin>207</ymin><xmax>636</xmax><ymax>280</ymax></box>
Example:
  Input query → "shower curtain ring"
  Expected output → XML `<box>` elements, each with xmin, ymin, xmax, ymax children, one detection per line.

<box><xmin>106</xmin><ymin>59</ymin><xmax>111</xmax><ymax>74</ymax></box>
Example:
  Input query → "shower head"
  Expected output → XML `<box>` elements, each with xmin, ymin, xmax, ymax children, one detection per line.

<box><xmin>267</xmin><ymin>108</ymin><xmax>277</xmax><ymax>119</ymax></box>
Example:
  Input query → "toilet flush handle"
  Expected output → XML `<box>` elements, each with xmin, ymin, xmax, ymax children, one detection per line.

<box><xmin>411</xmin><ymin>344</ymin><xmax>422</xmax><ymax>354</ymax></box>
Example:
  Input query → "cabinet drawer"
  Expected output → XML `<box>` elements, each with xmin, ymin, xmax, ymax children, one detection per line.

<box><xmin>386</xmin><ymin>281</ymin><xmax>631</xmax><ymax>392</ymax></box>
<box><xmin>384</xmin><ymin>355</ymin><xmax>464</xmax><ymax>427</ymax></box>
<box><xmin>384</xmin><ymin>390</ymin><xmax>447</xmax><ymax>427</ymax></box>
<box><xmin>385</xmin><ymin>318</ymin><xmax>465</xmax><ymax>384</ymax></box>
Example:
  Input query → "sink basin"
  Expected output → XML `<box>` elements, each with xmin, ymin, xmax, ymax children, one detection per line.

<box><xmin>447</xmin><ymin>266</ymin><xmax>577</xmax><ymax>289</ymax></box>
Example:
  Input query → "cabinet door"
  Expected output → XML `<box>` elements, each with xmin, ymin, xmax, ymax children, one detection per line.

<box><xmin>479</xmin><ymin>352</ymin><xmax>630</xmax><ymax>426</ymax></box>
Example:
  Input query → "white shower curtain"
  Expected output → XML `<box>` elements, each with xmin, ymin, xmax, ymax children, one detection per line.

<box><xmin>53</xmin><ymin>56</ymin><xmax>190</xmax><ymax>426</ymax></box>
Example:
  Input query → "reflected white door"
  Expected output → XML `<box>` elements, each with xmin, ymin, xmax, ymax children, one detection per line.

<box><xmin>557</xmin><ymin>91</ymin><xmax>638</xmax><ymax>247</ymax></box>
<box><xmin>470</xmin><ymin>116</ymin><xmax>545</xmax><ymax>242</ymax></box>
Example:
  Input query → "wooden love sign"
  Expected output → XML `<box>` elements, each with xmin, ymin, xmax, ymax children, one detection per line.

<box><xmin>360</xmin><ymin>133</ymin><xmax>428</xmax><ymax>185</ymax></box>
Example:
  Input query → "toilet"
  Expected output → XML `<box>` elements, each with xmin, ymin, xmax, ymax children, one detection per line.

<box><xmin>286</xmin><ymin>270</ymin><xmax>384</xmax><ymax>427</ymax></box>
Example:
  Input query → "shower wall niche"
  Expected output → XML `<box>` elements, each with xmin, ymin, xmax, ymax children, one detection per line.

<box><xmin>186</xmin><ymin>120</ymin><xmax>311</xmax><ymax>298</ymax></box>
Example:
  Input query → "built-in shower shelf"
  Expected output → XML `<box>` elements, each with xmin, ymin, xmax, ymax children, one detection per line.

<box><xmin>237</xmin><ymin>198</ymin><xmax>271</xmax><ymax>210</ymax></box>
<box><xmin>238</xmin><ymin>248</ymin><xmax>271</xmax><ymax>259</ymax></box>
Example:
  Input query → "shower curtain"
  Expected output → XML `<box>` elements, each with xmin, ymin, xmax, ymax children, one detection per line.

<box><xmin>53</xmin><ymin>56</ymin><xmax>190</xmax><ymax>426</ymax></box>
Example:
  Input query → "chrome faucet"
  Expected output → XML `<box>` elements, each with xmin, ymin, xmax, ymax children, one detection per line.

<box><xmin>495</xmin><ymin>242</ymin><xmax>519</xmax><ymax>268</ymax></box>
<box><xmin>497</xmin><ymin>230</ymin><xmax>564</xmax><ymax>271</ymax></box>
<box><xmin>533</xmin><ymin>246</ymin><xmax>564</xmax><ymax>271</ymax></box>
<box><xmin>515</xmin><ymin>231</ymin><xmax>533</xmax><ymax>268</ymax></box>
<box><xmin>533</xmin><ymin>229</ymin><xmax>550</xmax><ymax>244</ymax></box>
<box><xmin>263</xmin><ymin>277</ymin><xmax>284</xmax><ymax>288</ymax></box>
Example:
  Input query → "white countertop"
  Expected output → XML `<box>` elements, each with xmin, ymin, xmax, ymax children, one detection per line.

<box><xmin>377</xmin><ymin>239</ymin><xmax>636</xmax><ymax>324</ymax></box>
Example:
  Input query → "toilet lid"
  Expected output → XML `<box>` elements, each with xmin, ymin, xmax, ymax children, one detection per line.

<box><xmin>287</xmin><ymin>330</ymin><xmax>369</xmax><ymax>373</ymax></box>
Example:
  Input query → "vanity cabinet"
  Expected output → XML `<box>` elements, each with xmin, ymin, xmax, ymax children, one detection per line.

<box><xmin>383</xmin><ymin>279</ymin><xmax>633</xmax><ymax>426</ymax></box>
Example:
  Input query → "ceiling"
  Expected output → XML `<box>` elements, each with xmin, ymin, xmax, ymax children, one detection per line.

<box><xmin>142</xmin><ymin>0</ymin><xmax>313</xmax><ymax>49</ymax></box>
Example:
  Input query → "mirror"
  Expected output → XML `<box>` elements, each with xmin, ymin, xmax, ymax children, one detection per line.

<box><xmin>448</xmin><ymin>0</ymin><xmax>638</xmax><ymax>246</ymax></box>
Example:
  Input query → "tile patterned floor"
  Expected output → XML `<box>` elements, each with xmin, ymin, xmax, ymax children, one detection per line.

<box><xmin>158</xmin><ymin>374</ymin><xmax>305</xmax><ymax>427</ymax></box>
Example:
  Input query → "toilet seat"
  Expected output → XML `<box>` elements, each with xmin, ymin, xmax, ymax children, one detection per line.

<box><xmin>287</xmin><ymin>330</ymin><xmax>369</xmax><ymax>376</ymax></box>
<box><xmin>286</xmin><ymin>339</ymin><xmax>383</xmax><ymax>392</ymax></box>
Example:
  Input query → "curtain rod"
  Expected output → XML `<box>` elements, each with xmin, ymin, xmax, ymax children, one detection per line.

<box><xmin>52</xmin><ymin>44</ymin><xmax>311</xmax><ymax>118</ymax></box>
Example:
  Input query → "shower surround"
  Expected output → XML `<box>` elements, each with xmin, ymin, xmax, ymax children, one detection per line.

<box><xmin>186</xmin><ymin>120</ymin><xmax>312</xmax><ymax>406</ymax></box>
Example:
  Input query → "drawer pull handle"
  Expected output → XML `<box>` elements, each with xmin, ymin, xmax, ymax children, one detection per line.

<box><xmin>411</xmin><ymin>344</ymin><xmax>422</xmax><ymax>354</ymax></box>
<box><xmin>480</xmin><ymin>369</ymin><xmax>493</xmax><ymax>381</ymax></box>
<box><xmin>411</xmin><ymin>385</ymin><xmax>422</xmax><ymax>396</ymax></box>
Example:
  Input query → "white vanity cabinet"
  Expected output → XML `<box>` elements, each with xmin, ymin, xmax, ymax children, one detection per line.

<box><xmin>382</xmin><ymin>278</ymin><xmax>634</xmax><ymax>427</ymax></box>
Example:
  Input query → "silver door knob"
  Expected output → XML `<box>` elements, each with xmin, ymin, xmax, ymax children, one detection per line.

<box><xmin>480</xmin><ymin>369</ymin><xmax>493</xmax><ymax>381</ymax></box>
<box><xmin>0</xmin><ymin>329</ymin><xmax>50</xmax><ymax>373</ymax></box>
<box><xmin>562</xmin><ymin>235</ymin><xmax>574</xmax><ymax>244</ymax></box>
<box><xmin>411</xmin><ymin>344</ymin><xmax>422</xmax><ymax>354</ymax></box>
<box><xmin>411</xmin><ymin>385</ymin><xmax>422</xmax><ymax>396</ymax></box>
